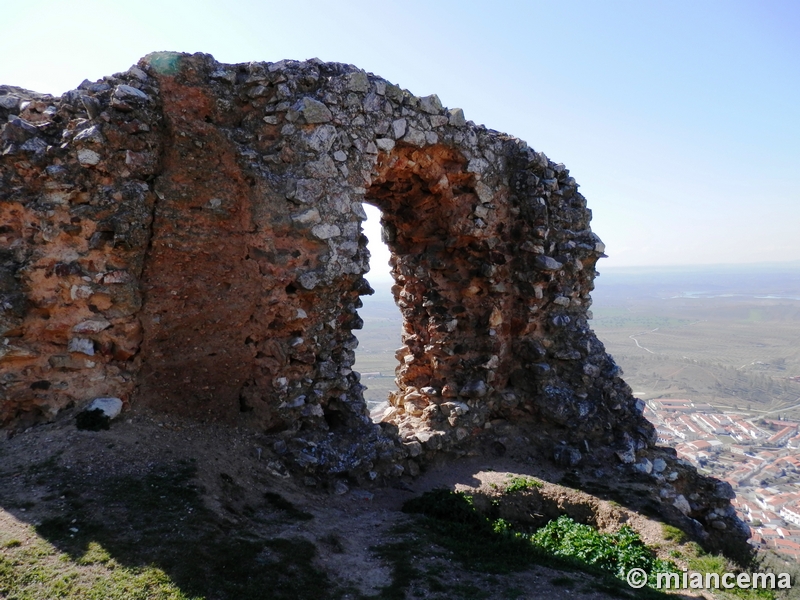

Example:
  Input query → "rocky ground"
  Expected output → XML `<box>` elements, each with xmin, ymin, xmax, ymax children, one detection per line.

<box><xmin>0</xmin><ymin>406</ymin><xmax>761</xmax><ymax>600</ymax></box>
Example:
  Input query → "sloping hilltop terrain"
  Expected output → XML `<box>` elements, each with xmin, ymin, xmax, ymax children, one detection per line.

<box><xmin>2</xmin><ymin>411</ymin><xmax>797</xmax><ymax>599</ymax></box>
<box><xmin>1</xmin><ymin>53</ymin><xmax>790</xmax><ymax>597</ymax></box>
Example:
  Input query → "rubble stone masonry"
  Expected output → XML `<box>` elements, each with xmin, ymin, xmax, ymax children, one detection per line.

<box><xmin>0</xmin><ymin>52</ymin><xmax>749</xmax><ymax>554</ymax></box>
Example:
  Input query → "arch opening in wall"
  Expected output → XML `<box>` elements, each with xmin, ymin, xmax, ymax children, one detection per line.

<box><xmin>353</xmin><ymin>203</ymin><xmax>401</xmax><ymax>422</ymax></box>
<box><xmin>357</xmin><ymin>144</ymin><xmax>492</xmax><ymax>427</ymax></box>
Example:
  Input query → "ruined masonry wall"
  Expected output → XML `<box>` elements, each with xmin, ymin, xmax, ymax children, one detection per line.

<box><xmin>2</xmin><ymin>51</ymin><xmax>644</xmax><ymax>455</ymax></box>
<box><xmin>0</xmin><ymin>53</ymin><xmax>748</xmax><ymax>554</ymax></box>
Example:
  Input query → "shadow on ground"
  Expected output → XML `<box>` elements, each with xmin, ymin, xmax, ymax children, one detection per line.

<box><xmin>2</xmin><ymin>455</ymin><xmax>352</xmax><ymax>600</ymax></box>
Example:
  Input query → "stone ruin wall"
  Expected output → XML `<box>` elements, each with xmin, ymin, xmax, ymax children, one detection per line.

<box><xmin>0</xmin><ymin>52</ymin><xmax>748</xmax><ymax>552</ymax></box>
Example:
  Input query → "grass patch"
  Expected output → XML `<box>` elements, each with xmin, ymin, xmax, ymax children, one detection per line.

<box><xmin>688</xmin><ymin>553</ymin><xmax>728</xmax><ymax>574</ymax></box>
<box><xmin>0</xmin><ymin>536</ymin><xmax>193</xmax><ymax>600</ymax></box>
<box><xmin>687</xmin><ymin>553</ymin><xmax>776</xmax><ymax>599</ymax></box>
<box><xmin>504</xmin><ymin>475</ymin><xmax>543</xmax><ymax>493</ymax></box>
<box><xmin>77</xmin><ymin>541</ymin><xmax>112</xmax><ymax>566</ymax></box>
<box><xmin>2</xmin><ymin>461</ymin><xmax>350</xmax><ymax>600</ymax></box>
<box><xmin>661</xmin><ymin>523</ymin><xmax>689</xmax><ymax>545</ymax></box>
<box><xmin>401</xmin><ymin>489</ymin><xmax>534</xmax><ymax>573</ymax></box>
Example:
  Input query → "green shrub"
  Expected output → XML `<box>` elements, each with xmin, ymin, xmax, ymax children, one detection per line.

<box><xmin>532</xmin><ymin>515</ymin><xmax>674</xmax><ymax>580</ymax></box>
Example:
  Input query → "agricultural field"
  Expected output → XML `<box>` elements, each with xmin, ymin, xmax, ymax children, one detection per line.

<box><xmin>591</xmin><ymin>264</ymin><xmax>800</xmax><ymax>419</ymax></box>
<box><xmin>352</xmin><ymin>282</ymin><xmax>403</xmax><ymax>411</ymax></box>
<box><xmin>354</xmin><ymin>263</ymin><xmax>800</xmax><ymax>419</ymax></box>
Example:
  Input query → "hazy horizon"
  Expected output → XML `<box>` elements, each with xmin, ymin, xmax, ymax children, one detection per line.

<box><xmin>361</xmin><ymin>204</ymin><xmax>800</xmax><ymax>284</ymax></box>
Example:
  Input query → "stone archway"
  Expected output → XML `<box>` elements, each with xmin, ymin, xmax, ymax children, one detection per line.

<box><xmin>0</xmin><ymin>52</ymin><xmax>650</xmax><ymax>472</ymax></box>
<box><xmin>360</xmin><ymin>139</ymin><xmax>632</xmax><ymax>458</ymax></box>
<box><xmin>0</xmin><ymin>53</ymin><xmax>752</xmax><ymax>554</ymax></box>
<box><xmin>369</xmin><ymin>149</ymin><xmax>475</xmax><ymax>383</ymax></box>
<box><xmin>364</xmin><ymin>144</ymin><xmax>505</xmax><ymax>436</ymax></box>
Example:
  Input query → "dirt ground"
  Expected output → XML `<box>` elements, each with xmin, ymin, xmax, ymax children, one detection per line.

<box><xmin>0</xmin><ymin>406</ymin><xmax>723</xmax><ymax>599</ymax></box>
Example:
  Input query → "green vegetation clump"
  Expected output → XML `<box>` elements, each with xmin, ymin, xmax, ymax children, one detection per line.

<box><xmin>400</xmin><ymin>489</ymin><xmax>674</xmax><ymax>595</ymax></box>
<box><xmin>504</xmin><ymin>476</ymin><xmax>543</xmax><ymax>494</ymax></box>
<box><xmin>533</xmin><ymin>515</ymin><xmax>674</xmax><ymax>581</ymax></box>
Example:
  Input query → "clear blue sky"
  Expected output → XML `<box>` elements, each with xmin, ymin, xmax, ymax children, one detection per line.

<box><xmin>2</xmin><ymin>0</ymin><xmax>798</xmax><ymax>270</ymax></box>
